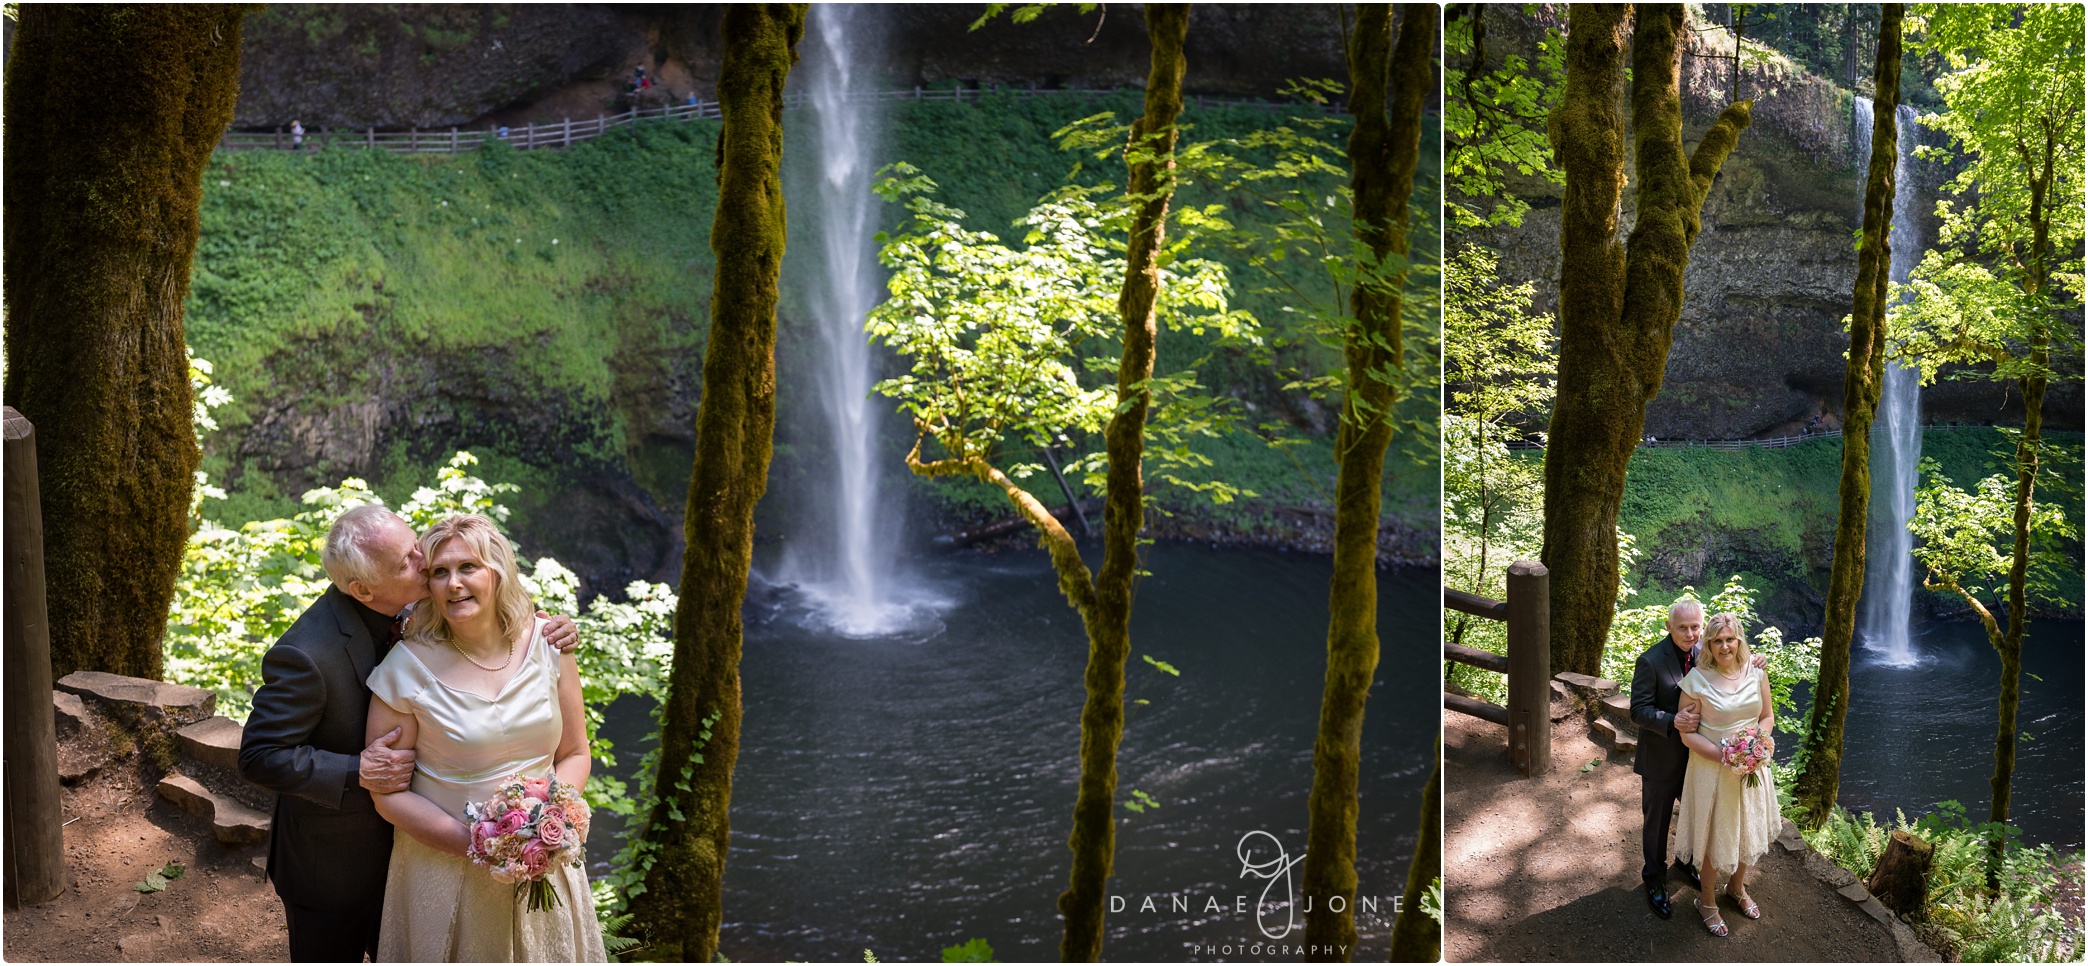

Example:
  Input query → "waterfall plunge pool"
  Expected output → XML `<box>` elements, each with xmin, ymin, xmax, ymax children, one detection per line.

<box><xmin>594</xmin><ymin>544</ymin><xmax>1436</xmax><ymax>961</ymax></box>
<box><xmin>1798</xmin><ymin>616</ymin><xmax>2084</xmax><ymax>850</ymax></box>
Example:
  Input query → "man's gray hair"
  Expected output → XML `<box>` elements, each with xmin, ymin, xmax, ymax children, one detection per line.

<box><xmin>324</xmin><ymin>503</ymin><xmax>405</xmax><ymax>589</ymax></box>
<box><xmin>1668</xmin><ymin>598</ymin><xmax>1704</xmax><ymax>620</ymax></box>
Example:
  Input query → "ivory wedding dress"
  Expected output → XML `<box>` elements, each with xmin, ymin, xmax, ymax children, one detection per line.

<box><xmin>1672</xmin><ymin>664</ymin><xmax>1781</xmax><ymax>880</ymax></box>
<box><xmin>367</xmin><ymin>619</ymin><xmax>606</xmax><ymax>962</ymax></box>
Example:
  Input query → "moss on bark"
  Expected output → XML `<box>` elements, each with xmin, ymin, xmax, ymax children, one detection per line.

<box><xmin>1387</xmin><ymin>750</ymin><xmax>1442</xmax><ymax>962</ymax></box>
<box><xmin>624</xmin><ymin>6</ymin><xmax>805</xmax><ymax>961</ymax></box>
<box><xmin>2</xmin><ymin>4</ymin><xmax>250</xmax><ymax>680</ymax></box>
<box><xmin>1055</xmin><ymin>6</ymin><xmax>1190</xmax><ymax>961</ymax></box>
<box><xmin>1299</xmin><ymin>4</ymin><xmax>1434</xmax><ymax>960</ymax></box>
<box><xmin>1541</xmin><ymin>4</ymin><xmax>1752</xmax><ymax>676</ymax></box>
<box><xmin>1794</xmin><ymin>3</ymin><xmax>1901</xmax><ymax>829</ymax></box>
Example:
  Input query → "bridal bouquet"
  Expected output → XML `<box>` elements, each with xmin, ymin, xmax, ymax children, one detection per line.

<box><xmin>464</xmin><ymin>775</ymin><xmax>592</xmax><ymax>912</ymax></box>
<box><xmin>1719</xmin><ymin>726</ymin><xmax>1773</xmax><ymax>789</ymax></box>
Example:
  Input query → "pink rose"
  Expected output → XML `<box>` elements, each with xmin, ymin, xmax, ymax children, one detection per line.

<box><xmin>538</xmin><ymin>814</ymin><xmax>567</xmax><ymax>848</ymax></box>
<box><xmin>494</xmin><ymin>810</ymin><xmax>527</xmax><ymax>837</ymax></box>
<box><xmin>523</xmin><ymin>777</ymin><xmax>553</xmax><ymax>802</ymax></box>
<box><xmin>471</xmin><ymin>820</ymin><xmax>499</xmax><ymax>855</ymax></box>
<box><xmin>520</xmin><ymin>839</ymin><xmax>550</xmax><ymax>878</ymax></box>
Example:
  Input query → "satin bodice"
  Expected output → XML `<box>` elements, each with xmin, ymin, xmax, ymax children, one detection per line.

<box><xmin>1679</xmin><ymin>665</ymin><xmax>1766</xmax><ymax>745</ymax></box>
<box><xmin>366</xmin><ymin>618</ymin><xmax>561</xmax><ymax>819</ymax></box>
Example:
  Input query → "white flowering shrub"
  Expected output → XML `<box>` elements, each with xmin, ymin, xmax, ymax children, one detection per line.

<box><xmin>163</xmin><ymin>358</ymin><xmax>675</xmax><ymax>821</ymax></box>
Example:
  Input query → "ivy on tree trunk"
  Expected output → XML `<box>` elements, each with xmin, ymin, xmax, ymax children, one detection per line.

<box><xmin>624</xmin><ymin>6</ymin><xmax>805</xmax><ymax>960</ymax></box>
<box><xmin>1794</xmin><ymin>3</ymin><xmax>1902</xmax><ymax>829</ymax></box>
<box><xmin>1299</xmin><ymin>4</ymin><xmax>1434</xmax><ymax>961</ymax></box>
<box><xmin>1540</xmin><ymin>3</ymin><xmax>1752</xmax><ymax>676</ymax></box>
<box><xmin>2</xmin><ymin>4</ymin><xmax>249</xmax><ymax>680</ymax></box>
<box><xmin>1055</xmin><ymin>6</ymin><xmax>1191</xmax><ymax>961</ymax></box>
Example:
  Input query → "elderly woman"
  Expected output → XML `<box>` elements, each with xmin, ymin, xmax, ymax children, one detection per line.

<box><xmin>363</xmin><ymin>514</ymin><xmax>605</xmax><ymax>961</ymax></box>
<box><xmin>1672</xmin><ymin>612</ymin><xmax>1781</xmax><ymax>937</ymax></box>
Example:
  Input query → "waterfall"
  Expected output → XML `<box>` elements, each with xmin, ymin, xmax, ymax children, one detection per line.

<box><xmin>788</xmin><ymin>6</ymin><xmax>945</xmax><ymax>640</ymax></box>
<box><xmin>1852</xmin><ymin>97</ymin><xmax>1925</xmax><ymax>666</ymax></box>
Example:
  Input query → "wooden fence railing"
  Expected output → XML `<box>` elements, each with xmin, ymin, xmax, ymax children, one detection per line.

<box><xmin>1500</xmin><ymin>422</ymin><xmax>2078</xmax><ymax>452</ymax></box>
<box><xmin>1445</xmin><ymin>560</ymin><xmax>1551</xmax><ymax>777</ymax></box>
<box><xmin>216</xmin><ymin>86</ymin><xmax>1353</xmax><ymax>156</ymax></box>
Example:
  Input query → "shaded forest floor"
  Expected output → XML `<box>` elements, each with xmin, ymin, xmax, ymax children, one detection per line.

<box><xmin>2</xmin><ymin>759</ymin><xmax>286</xmax><ymax>962</ymax></box>
<box><xmin>1442</xmin><ymin>712</ymin><xmax>1920</xmax><ymax>963</ymax></box>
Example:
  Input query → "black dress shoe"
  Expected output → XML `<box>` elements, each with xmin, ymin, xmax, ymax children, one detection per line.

<box><xmin>1645</xmin><ymin>882</ymin><xmax>1673</xmax><ymax>919</ymax></box>
<box><xmin>1675</xmin><ymin>861</ymin><xmax>1701</xmax><ymax>891</ymax></box>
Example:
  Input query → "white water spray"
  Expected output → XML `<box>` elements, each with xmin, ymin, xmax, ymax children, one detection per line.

<box><xmin>1853</xmin><ymin>97</ymin><xmax>1925</xmax><ymax>666</ymax></box>
<box><xmin>790</xmin><ymin>6</ymin><xmax>946</xmax><ymax>640</ymax></box>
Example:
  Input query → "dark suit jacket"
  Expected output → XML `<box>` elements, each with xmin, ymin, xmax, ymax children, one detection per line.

<box><xmin>1629</xmin><ymin>634</ymin><xmax>1698</xmax><ymax>784</ymax></box>
<box><xmin>238</xmin><ymin>585</ymin><xmax>395</xmax><ymax>911</ymax></box>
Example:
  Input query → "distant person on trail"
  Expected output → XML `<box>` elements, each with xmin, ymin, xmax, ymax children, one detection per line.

<box><xmin>290</xmin><ymin>119</ymin><xmax>304</xmax><ymax>151</ymax></box>
<box><xmin>238</xmin><ymin>504</ymin><xmax>580</xmax><ymax>962</ymax></box>
<box><xmin>1628</xmin><ymin>598</ymin><xmax>1769</xmax><ymax>924</ymax></box>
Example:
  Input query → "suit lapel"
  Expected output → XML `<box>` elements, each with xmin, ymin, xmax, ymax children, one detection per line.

<box><xmin>327</xmin><ymin>587</ymin><xmax>379</xmax><ymax>685</ymax></box>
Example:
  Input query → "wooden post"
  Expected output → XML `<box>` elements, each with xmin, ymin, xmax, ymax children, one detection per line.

<box><xmin>563</xmin><ymin>118</ymin><xmax>572</xmax><ymax>148</ymax></box>
<box><xmin>3</xmin><ymin>408</ymin><xmax>67</xmax><ymax>908</ymax></box>
<box><xmin>409</xmin><ymin>126</ymin><xmax>418</xmax><ymax>151</ymax></box>
<box><xmin>1505</xmin><ymin>560</ymin><xmax>1552</xmax><ymax>777</ymax></box>
<box><xmin>449</xmin><ymin>127</ymin><xmax>457</xmax><ymax>152</ymax></box>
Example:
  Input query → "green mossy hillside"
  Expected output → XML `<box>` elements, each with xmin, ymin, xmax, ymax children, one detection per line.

<box><xmin>187</xmin><ymin>94</ymin><xmax>1440</xmax><ymax>571</ymax></box>
<box><xmin>1616</xmin><ymin>428</ymin><xmax>2084</xmax><ymax>622</ymax></box>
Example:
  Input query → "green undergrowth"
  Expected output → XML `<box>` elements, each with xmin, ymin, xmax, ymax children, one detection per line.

<box><xmin>188</xmin><ymin>93</ymin><xmax>1440</xmax><ymax>550</ymax></box>
<box><xmin>1616</xmin><ymin>428</ymin><xmax>2084</xmax><ymax>614</ymax></box>
<box><xmin>1804</xmin><ymin>802</ymin><xmax>2082</xmax><ymax>962</ymax></box>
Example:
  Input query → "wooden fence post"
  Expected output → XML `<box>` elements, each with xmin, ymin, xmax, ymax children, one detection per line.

<box><xmin>563</xmin><ymin>118</ymin><xmax>572</xmax><ymax>148</ymax></box>
<box><xmin>1505</xmin><ymin>560</ymin><xmax>1552</xmax><ymax>777</ymax></box>
<box><xmin>449</xmin><ymin>127</ymin><xmax>458</xmax><ymax>152</ymax></box>
<box><xmin>3</xmin><ymin>408</ymin><xmax>67</xmax><ymax>908</ymax></box>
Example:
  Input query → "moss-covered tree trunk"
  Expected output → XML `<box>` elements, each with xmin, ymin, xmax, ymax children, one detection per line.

<box><xmin>1990</xmin><ymin>91</ymin><xmax>2060</xmax><ymax>880</ymax></box>
<box><xmin>1300</xmin><ymin>5</ymin><xmax>1433</xmax><ymax>961</ymax></box>
<box><xmin>1387</xmin><ymin>752</ymin><xmax>1443</xmax><ymax>961</ymax></box>
<box><xmin>625</xmin><ymin>6</ymin><xmax>805</xmax><ymax>961</ymax></box>
<box><xmin>1540</xmin><ymin>4</ymin><xmax>1752</xmax><ymax>676</ymax></box>
<box><xmin>1</xmin><ymin>4</ymin><xmax>248</xmax><ymax>680</ymax></box>
<box><xmin>1794</xmin><ymin>3</ymin><xmax>1901</xmax><ymax>829</ymax></box>
<box><xmin>1055</xmin><ymin>6</ymin><xmax>1190</xmax><ymax>961</ymax></box>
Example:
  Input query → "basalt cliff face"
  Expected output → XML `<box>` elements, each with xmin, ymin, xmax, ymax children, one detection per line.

<box><xmin>1458</xmin><ymin>10</ymin><xmax>2083</xmax><ymax>440</ymax></box>
<box><xmin>230</xmin><ymin>4</ymin><xmax>1350</xmax><ymax>131</ymax></box>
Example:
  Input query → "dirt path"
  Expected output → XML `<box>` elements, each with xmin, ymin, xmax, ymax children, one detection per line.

<box><xmin>1443</xmin><ymin>711</ymin><xmax>1907</xmax><ymax>963</ymax></box>
<box><xmin>3</xmin><ymin>758</ymin><xmax>288</xmax><ymax>962</ymax></box>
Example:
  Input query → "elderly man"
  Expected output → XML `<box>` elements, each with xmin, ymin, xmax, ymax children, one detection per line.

<box><xmin>238</xmin><ymin>504</ymin><xmax>578</xmax><ymax>961</ymax></box>
<box><xmin>1632</xmin><ymin>600</ymin><xmax>1708</xmax><ymax>917</ymax></box>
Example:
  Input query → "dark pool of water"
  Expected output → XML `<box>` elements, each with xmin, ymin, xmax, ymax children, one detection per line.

<box><xmin>1803</xmin><ymin>616</ymin><xmax>2084</xmax><ymax>850</ymax></box>
<box><xmin>595</xmin><ymin>545</ymin><xmax>1437</xmax><ymax>962</ymax></box>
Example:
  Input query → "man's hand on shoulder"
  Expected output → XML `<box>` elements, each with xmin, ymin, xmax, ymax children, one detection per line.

<box><xmin>359</xmin><ymin>727</ymin><xmax>415</xmax><ymax>794</ymax></box>
<box><xmin>539</xmin><ymin>611</ymin><xmax>580</xmax><ymax>653</ymax></box>
<box><xmin>1752</xmin><ymin>654</ymin><xmax>1768</xmax><ymax>670</ymax></box>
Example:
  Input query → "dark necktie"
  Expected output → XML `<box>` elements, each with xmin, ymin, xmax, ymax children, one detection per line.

<box><xmin>1682</xmin><ymin>646</ymin><xmax>1695</xmax><ymax>674</ymax></box>
<box><xmin>384</xmin><ymin>614</ymin><xmax>406</xmax><ymax>652</ymax></box>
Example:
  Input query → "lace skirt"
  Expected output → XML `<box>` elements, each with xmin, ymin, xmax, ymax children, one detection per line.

<box><xmin>1673</xmin><ymin>751</ymin><xmax>1781</xmax><ymax>880</ymax></box>
<box><xmin>375</xmin><ymin>833</ymin><xmax>606</xmax><ymax>962</ymax></box>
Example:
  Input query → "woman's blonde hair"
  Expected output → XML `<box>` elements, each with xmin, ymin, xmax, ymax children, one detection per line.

<box><xmin>408</xmin><ymin>514</ymin><xmax>535</xmax><ymax>646</ymax></box>
<box><xmin>1703</xmin><ymin>612</ymin><xmax>1752</xmax><ymax>673</ymax></box>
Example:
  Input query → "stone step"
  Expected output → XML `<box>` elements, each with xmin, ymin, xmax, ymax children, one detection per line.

<box><xmin>176</xmin><ymin>716</ymin><xmax>244</xmax><ymax>771</ymax></box>
<box><xmin>157</xmin><ymin>772</ymin><xmax>270</xmax><ymax>845</ymax></box>
<box><xmin>52</xmin><ymin>690</ymin><xmax>87</xmax><ymax>737</ymax></box>
<box><xmin>57</xmin><ymin>671</ymin><xmax>215</xmax><ymax>726</ymax></box>
<box><xmin>1593</xmin><ymin>715</ymin><xmax>1637</xmax><ymax>754</ymax></box>
<box><xmin>1599</xmin><ymin>692</ymin><xmax>1634</xmax><ymax>724</ymax></box>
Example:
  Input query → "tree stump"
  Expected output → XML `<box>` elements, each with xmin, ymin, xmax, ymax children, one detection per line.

<box><xmin>1865</xmin><ymin>829</ymin><xmax>1933</xmax><ymax>919</ymax></box>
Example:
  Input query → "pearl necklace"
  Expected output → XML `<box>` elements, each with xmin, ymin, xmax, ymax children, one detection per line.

<box><xmin>448</xmin><ymin>634</ymin><xmax>514</xmax><ymax>672</ymax></box>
